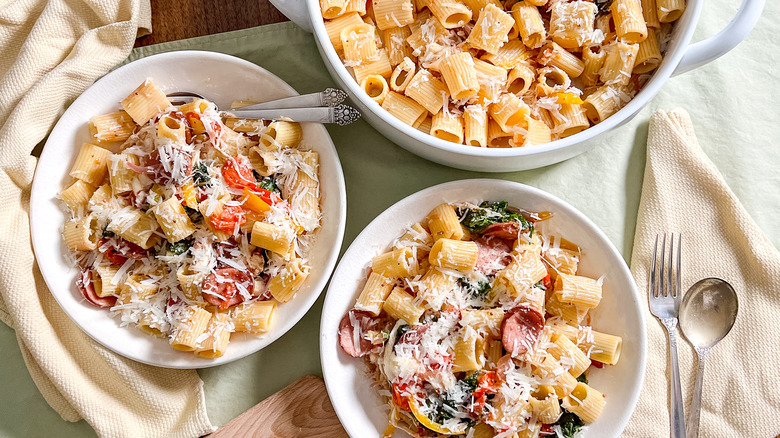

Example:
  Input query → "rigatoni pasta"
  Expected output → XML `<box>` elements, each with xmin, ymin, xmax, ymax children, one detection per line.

<box><xmin>60</xmin><ymin>79</ymin><xmax>322</xmax><ymax>358</ymax></box>
<box><xmin>336</xmin><ymin>200</ymin><xmax>625</xmax><ymax>436</ymax></box>
<box><xmin>321</xmin><ymin>0</ymin><xmax>685</xmax><ymax>147</ymax></box>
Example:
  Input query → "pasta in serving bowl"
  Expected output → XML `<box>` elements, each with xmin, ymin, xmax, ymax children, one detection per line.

<box><xmin>30</xmin><ymin>51</ymin><xmax>347</xmax><ymax>368</ymax></box>
<box><xmin>320</xmin><ymin>179</ymin><xmax>646</xmax><ymax>437</ymax></box>
<box><xmin>266</xmin><ymin>0</ymin><xmax>763</xmax><ymax>171</ymax></box>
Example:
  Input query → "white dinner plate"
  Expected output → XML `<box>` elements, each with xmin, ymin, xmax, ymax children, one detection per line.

<box><xmin>30</xmin><ymin>50</ymin><xmax>347</xmax><ymax>369</ymax></box>
<box><xmin>320</xmin><ymin>179</ymin><xmax>646</xmax><ymax>437</ymax></box>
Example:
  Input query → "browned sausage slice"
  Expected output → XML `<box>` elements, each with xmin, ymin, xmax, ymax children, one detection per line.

<box><xmin>501</xmin><ymin>306</ymin><xmax>544</xmax><ymax>355</ymax></box>
<box><xmin>338</xmin><ymin>309</ymin><xmax>378</xmax><ymax>357</ymax></box>
<box><xmin>474</xmin><ymin>236</ymin><xmax>513</xmax><ymax>275</ymax></box>
<box><xmin>481</xmin><ymin>222</ymin><xmax>521</xmax><ymax>239</ymax></box>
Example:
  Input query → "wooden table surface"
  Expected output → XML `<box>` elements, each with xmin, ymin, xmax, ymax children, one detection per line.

<box><xmin>135</xmin><ymin>0</ymin><xmax>289</xmax><ymax>47</ymax></box>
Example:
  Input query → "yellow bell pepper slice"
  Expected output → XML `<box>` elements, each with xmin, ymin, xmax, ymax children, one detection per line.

<box><xmin>556</xmin><ymin>92</ymin><xmax>584</xmax><ymax>105</ymax></box>
<box><xmin>180</xmin><ymin>181</ymin><xmax>198</xmax><ymax>209</ymax></box>
<box><xmin>408</xmin><ymin>399</ymin><xmax>465</xmax><ymax>435</ymax></box>
<box><xmin>242</xmin><ymin>188</ymin><xmax>271</xmax><ymax>213</ymax></box>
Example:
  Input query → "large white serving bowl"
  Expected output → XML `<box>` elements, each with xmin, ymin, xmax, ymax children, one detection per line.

<box><xmin>270</xmin><ymin>0</ymin><xmax>763</xmax><ymax>172</ymax></box>
<box><xmin>320</xmin><ymin>179</ymin><xmax>646</xmax><ymax>437</ymax></box>
<box><xmin>30</xmin><ymin>51</ymin><xmax>347</xmax><ymax>369</ymax></box>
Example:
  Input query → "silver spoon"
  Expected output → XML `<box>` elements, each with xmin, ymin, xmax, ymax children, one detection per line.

<box><xmin>679</xmin><ymin>277</ymin><xmax>739</xmax><ymax>438</ymax></box>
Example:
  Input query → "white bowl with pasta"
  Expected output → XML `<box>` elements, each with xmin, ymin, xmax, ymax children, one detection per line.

<box><xmin>30</xmin><ymin>51</ymin><xmax>347</xmax><ymax>369</ymax></box>
<box><xmin>320</xmin><ymin>179</ymin><xmax>646</xmax><ymax>437</ymax></box>
<box><xmin>270</xmin><ymin>0</ymin><xmax>762</xmax><ymax>172</ymax></box>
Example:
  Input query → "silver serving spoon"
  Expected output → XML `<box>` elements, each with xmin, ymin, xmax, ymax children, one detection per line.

<box><xmin>679</xmin><ymin>277</ymin><xmax>739</xmax><ymax>438</ymax></box>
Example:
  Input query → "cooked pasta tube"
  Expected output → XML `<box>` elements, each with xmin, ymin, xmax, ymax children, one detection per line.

<box><xmin>232</xmin><ymin>301</ymin><xmax>277</xmax><ymax>333</ymax></box>
<box><xmin>431</xmin><ymin>110</ymin><xmax>464</xmax><ymax>144</ymax></box>
<box><xmin>195</xmin><ymin>312</ymin><xmax>233</xmax><ymax>359</ymax></box>
<box><xmin>267</xmin><ymin>258</ymin><xmax>309</xmax><ymax>303</ymax></box>
<box><xmin>383</xmin><ymin>287</ymin><xmax>425</xmax><ymax>324</ymax></box>
<box><xmin>464</xmin><ymin>104</ymin><xmax>488</xmax><ymax>147</ymax></box>
<box><xmin>89</xmin><ymin>111</ymin><xmax>135</xmax><ymax>144</ymax></box>
<box><xmin>562</xmin><ymin>382</ymin><xmax>606</xmax><ymax>423</ymax></box>
<box><xmin>120</xmin><ymin>79</ymin><xmax>171</xmax><ymax>125</ymax></box>
<box><xmin>355</xmin><ymin>271</ymin><xmax>396</xmax><ymax>315</ymax></box>
<box><xmin>372</xmin><ymin>247</ymin><xmax>419</xmax><ymax>277</ymax></box>
<box><xmin>381</xmin><ymin>91</ymin><xmax>428</xmax><ymax>127</ymax></box>
<box><xmin>511</xmin><ymin>1</ymin><xmax>546</xmax><ymax>49</ymax></box>
<box><xmin>59</xmin><ymin>179</ymin><xmax>96</xmax><ymax>213</ymax></box>
<box><xmin>426</xmin><ymin>203</ymin><xmax>465</xmax><ymax>241</ymax></box>
<box><xmin>170</xmin><ymin>306</ymin><xmax>212</xmax><ymax>351</ymax></box>
<box><xmin>466</xmin><ymin>3</ymin><xmax>515</xmax><ymax>54</ymax></box>
<box><xmin>390</xmin><ymin>57</ymin><xmax>416</xmax><ymax>92</ymax></box>
<box><xmin>405</xmin><ymin>68</ymin><xmax>449</xmax><ymax>114</ymax></box>
<box><xmin>554</xmin><ymin>273</ymin><xmax>603</xmax><ymax>308</ymax></box>
<box><xmin>438</xmin><ymin>52</ymin><xmax>480</xmax><ymax>100</ymax></box>
<box><xmin>427</xmin><ymin>0</ymin><xmax>472</xmax><ymax>28</ymax></box>
<box><xmin>69</xmin><ymin>143</ymin><xmax>112</xmax><ymax>186</ymax></box>
<box><xmin>611</xmin><ymin>0</ymin><xmax>648</xmax><ymax>43</ymax></box>
<box><xmin>63</xmin><ymin>215</ymin><xmax>99</xmax><ymax>251</ymax></box>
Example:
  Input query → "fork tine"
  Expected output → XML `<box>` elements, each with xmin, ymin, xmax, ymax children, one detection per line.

<box><xmin>668</xmin><ymin>234</ymin><xmax>675</xmax><ymax>298</ymax></box>
<box><xmin>650</xmin><ymin>234</ymin><xmax>658</xmax><ymax>297</ymax></box>
<box><xmin>675</xmin><ymin>233</ymin><xmax>682</xmax><ymax>299</ymax></box>
<box><xmin>660</xmin><ymin>234</ymin><xmax>667</xmax><ymax>297</ymax></box>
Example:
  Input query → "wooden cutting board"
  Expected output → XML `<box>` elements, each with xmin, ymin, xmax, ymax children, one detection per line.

<box><xmin>210</xmin><ymin>375</ymin><xmax>348</xmax><ymax>438</ymax></box>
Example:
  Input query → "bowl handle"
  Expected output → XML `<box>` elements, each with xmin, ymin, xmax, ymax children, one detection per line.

<box><xmin>672</xmin><ymin>0</ymin><xmax>765</xmax><ymax>76</ymax></box>
<box><xmin>269</xmin><ymin>0</ymin><xmax>313</xmax><ymax>32</ymax></box>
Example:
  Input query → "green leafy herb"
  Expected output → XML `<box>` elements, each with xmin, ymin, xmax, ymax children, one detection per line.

<box><xmin>259</xmin><ymin>175</ymin><xmax>279</xmax><ymax>192</ymax></box>
<box><xmin>459</xmin><ymin>201</ymin><xmax>532</xmax><ymax>234</ymax></box>
<box><xmin>185</xmin><ymin>206</ymin><xmax>203</xmax><ymax>224</ymax></box>
<box><xmin>534</xmin><ymin>280</ymin><xmax>547</xmax><ymax>291</ymax></box>
<box><xmin>458</xmin><ymin>277</ymin><xmax>491</xmax><ymax>301</ymax></box>
<box><xmin>576</xmin><ymin>373</ymin><xmax>588</xmax><ymax>384</ymax></box>
<box><xmin>169</xmin><ymin>238</ymin><xmax>194</xmax><ymax>256</ymax></box>
<box><xmin>392</xmin><ymin>324</ymin><xmax>410</xmax><ymax>348</ymax></box>
<box><xmin>461</xmin><ymin>372</ymin><xmax>480</xmax><ymax>393</ymax></box>
<box><xmin>192</xmin><ymin>162</ymin><xmax>211</xmax><ymax>186</ymax></box>
<box><xmin>556</xmin><ymin>410</ymin><xmax>584</xmax><ymax>438</ymax></box>
<box><xmin>595</xmin><ymin>0</ymin><xmax>613</xmax><ymax>15</ymax></box>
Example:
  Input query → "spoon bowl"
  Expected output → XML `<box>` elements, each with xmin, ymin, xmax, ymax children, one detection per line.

<box><xmin>679</xmin><ymin>277</ymin><xmax>739</xmax><ymax>438</ymax></box>
<box><xmin>680</xmin><ymin>277</ymin><xmax>739</xmax><ymax>348</ymax></box>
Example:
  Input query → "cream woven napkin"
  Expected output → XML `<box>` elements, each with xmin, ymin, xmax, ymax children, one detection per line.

<box><xmin>0</xmin><ymin>1</ymin><xmax>214</xmax><ymax>437</ymax></box>
<box><xmin>624</xmin><ymin>108</ymin><xmax>780</xmax><ymax>436</ymax></box>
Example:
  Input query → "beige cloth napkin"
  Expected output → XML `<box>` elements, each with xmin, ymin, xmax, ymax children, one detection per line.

<box><xmin>624</xmin><ymin>108</ymin><xmax>780</xmax><ymax>436</ymax></box>
<box><xmin>0</xmin><ymin>1</ymin><xmax>215</xmax><ymax>437</ymax></box>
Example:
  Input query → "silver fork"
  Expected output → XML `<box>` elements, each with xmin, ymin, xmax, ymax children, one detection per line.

<box><xmin>648</xmin><ymin>233</ymin><xmax>687</xmax><ymax>438</ymax></box>
<box><xmin>165</xmin><ymin>89</ymin><xmax>361</xmax><ymax>126</ymax></box>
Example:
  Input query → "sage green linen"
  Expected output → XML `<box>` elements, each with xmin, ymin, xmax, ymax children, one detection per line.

<box><xmin>1</xmin><ymin>1</ymin><xmax>778</xmax><ymax>434</ymax></box>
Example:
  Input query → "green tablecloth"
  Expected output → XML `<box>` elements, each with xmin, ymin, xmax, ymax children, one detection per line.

<box><xmin>2</xmin><ymin>1</ymin><xmax>779</xmax><ymax>434</ymax></box>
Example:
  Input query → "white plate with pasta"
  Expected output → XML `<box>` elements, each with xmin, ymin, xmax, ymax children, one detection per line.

<box><xmin>30</xmin><ymin>50</ymin><xmax>347</xmax><ymax>368</ymax></box>
<box><xmin>320</xmin><ymin>179</ymin><xmax>645</xmax><ymax>437</ymax></box>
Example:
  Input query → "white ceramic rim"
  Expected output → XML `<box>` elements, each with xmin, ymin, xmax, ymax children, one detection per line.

<box><xmin>306</xmin><ymin>1</ymin><xmax>702</xmax><ymax>159</ymax></box>
<box><xmin>320</xmin><ymin>178</ymin><xmax>647</xmax><ymax>437</ymax></box>
<box><xmin>30</xmin><ymin>50</ymin><xmax>347</xmax><ymax>369</ymax></box>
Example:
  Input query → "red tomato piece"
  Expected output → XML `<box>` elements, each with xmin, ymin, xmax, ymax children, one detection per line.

<box><xmin>208</xmin><ymin>204</ymin><xmax>246</xmax><ymax>233</ymax></box>
<box><xmin>76</xmin><ymin>269</ymin><xmax>117</xmax><ymax>308</ymax></box>
<box><xmin>542</xmin><ymin>274</ymin><xmax>553</xmax><ymax>290</ymax></box>
<box><xmin>392</xmin><ymin>382</ymin><xmax>412</xmax><ymax>412</ymax></box>
<box><xmin>201</xmin><ymin>267</ymin><xmax>254</xmax><ymax>310</ymax></box>
<box><xmin>221</xmin><ymin>156</ymin><xmax>258</xmax><ymax>191</ymax></box>
<box><xmin>98</xmin><ymin>237</ymin><xmax>149</xmax><ymax>265</ymax></box>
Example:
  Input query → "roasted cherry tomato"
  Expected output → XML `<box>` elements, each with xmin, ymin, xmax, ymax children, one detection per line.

<box><xmin>98</xmin><ymin>237</ymin><xmax>149</xmax><ymax>265</ymax></box>
<box><xmin>221</xmin><ymin>156</ymin><xmax>258</xmax><ymax>191</ymax></box>
<box><xmin>207</xmin><ymin>204</ymin><xmax>246</xmax><ymax>233</ymax></box>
